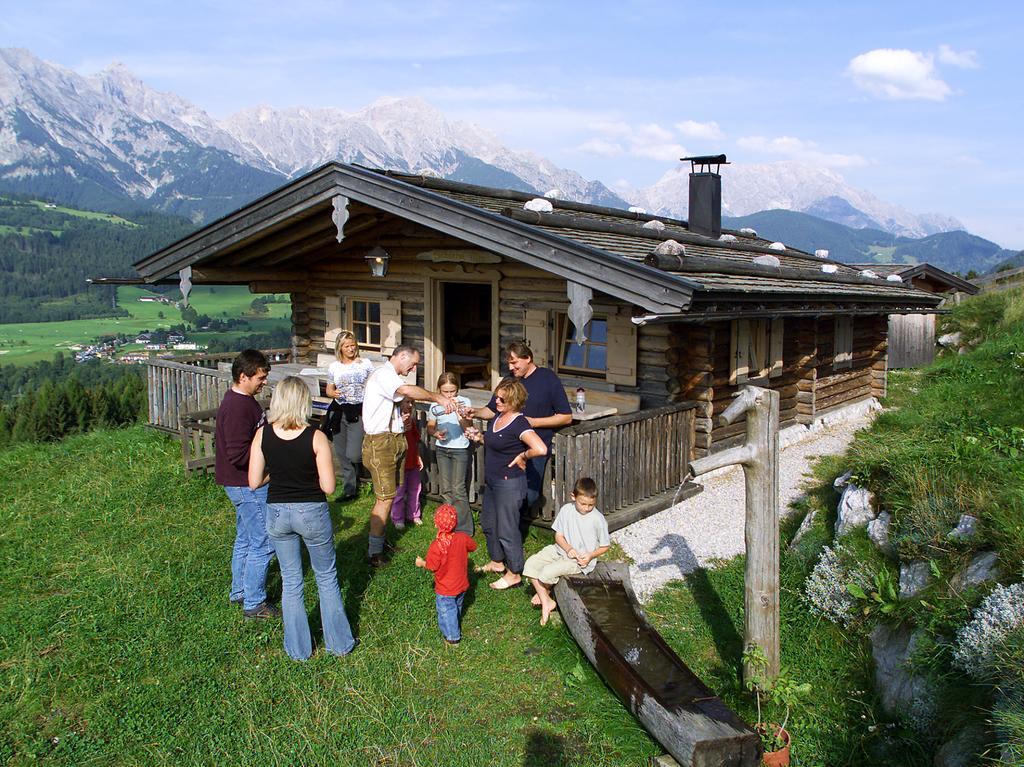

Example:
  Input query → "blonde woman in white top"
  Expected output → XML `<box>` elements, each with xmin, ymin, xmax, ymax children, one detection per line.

<box><xmin>325</xmin><ymin>331</ymin><xmax>375</xmax><ymax>500</ymax></box>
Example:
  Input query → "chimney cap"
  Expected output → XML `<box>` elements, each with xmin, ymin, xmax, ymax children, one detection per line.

<box><xmin>681</xmin><ymin>154</ymin><xmax>729</xmax><ymax>173</ymax></box>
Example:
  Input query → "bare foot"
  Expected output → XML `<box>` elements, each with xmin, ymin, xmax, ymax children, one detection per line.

<box><xmin>540</xmin><ymin>600</ymin><xmax>557</xmax><ymax>626</ymax></box>
<box><xmin>531</xmin><ymin>594</ymin><xmax>541</xmax><ymax>607</ymax></box>
<box><xmin>476</xmin><ymin>561</ymin><xmax>505</xmax><ymax>574</ymax></box>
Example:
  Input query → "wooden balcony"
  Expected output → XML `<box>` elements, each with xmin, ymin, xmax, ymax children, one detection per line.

<box><xmin>151</xmin><ymin>359</ymin><xmax>699</xmax><ymax>531</ymax></box>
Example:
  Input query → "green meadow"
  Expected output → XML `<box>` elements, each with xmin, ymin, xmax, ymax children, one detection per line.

<box><xmin>0</xmin><ymin>286</ymin><xmax>291</xmax><ymax>366</ymax></box>
<box><xmin>0</xmin><ymin>427</ymin><xmax>901</xmax><ymax>767</ymax></box>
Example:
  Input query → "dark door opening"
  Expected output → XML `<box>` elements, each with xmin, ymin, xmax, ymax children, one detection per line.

<box><xmin>441</xmin><ymin>282</ymin><xmax>491</xmax><ymax>388</ymax></box>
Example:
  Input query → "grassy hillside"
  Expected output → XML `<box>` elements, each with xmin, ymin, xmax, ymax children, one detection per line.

<box><xmin>0</xmin><ymin>424</ymin><xmax>916</xmax><ymax>766</ymax></box>
<box><xmin>779</xmin><ymin>288</ymin><xmax>1024</xmax><ymax>763</ymax></box>
<box><xmin>0</xmin><ymin>286</ymin><xmax>290</xmax><ymax>366</ymax></box>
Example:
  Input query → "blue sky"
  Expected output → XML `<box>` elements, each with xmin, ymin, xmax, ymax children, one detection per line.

<box><xmin>3</xmin><ymin>1</ymin><xmax>1022</xmax><ymax>248</ymax></box>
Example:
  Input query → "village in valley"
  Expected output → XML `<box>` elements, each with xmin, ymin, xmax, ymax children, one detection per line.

<box><xmin>0</xmin><ymin>4</ymin><xmax>1021</xmax><ymax>767</ymax></box>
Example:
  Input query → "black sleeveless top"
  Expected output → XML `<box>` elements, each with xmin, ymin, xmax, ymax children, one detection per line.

<box><xmin>263</xmin><ymin>426</ymin><xmax>326</xmax><ymax>504</ymax></box>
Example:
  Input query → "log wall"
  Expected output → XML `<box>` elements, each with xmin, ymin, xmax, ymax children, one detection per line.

<box><xmin>279</xmin><ymin>218</ymin><xmax>660</xmax><ymax>399</ymax></box>
<box><xmin>814</xmin><ymin>315</ymin><xmax>887</xmax><ymax>415</ymax></box>
<box><xmin>662</xmin><ymin>314</ymin><xmax>888</xmax><ymax>456</ymax></box>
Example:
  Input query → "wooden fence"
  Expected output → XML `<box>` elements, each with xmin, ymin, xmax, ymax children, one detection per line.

<box><xmin>547</xmin><ymin>402</ymin><xmax>698</xmax><ymax>530</ymax></box>
<box><xmin>159</xmin><ymin>359</ymin><xmax>699</xmax><ymax>531</ymax></box>
<box><xmin>148</xmin><ymin>359</ymin><xmax>234</xmax><ymax>431</ymax></box>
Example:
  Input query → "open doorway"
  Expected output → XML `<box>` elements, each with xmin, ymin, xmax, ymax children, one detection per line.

<box><xmin>439</xmin><ymin>282</ymin><xmax>492</xmax><ymax>389</ymax></box>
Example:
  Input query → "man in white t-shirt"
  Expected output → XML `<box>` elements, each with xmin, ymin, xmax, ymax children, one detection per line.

<box><xmin>362</xmin><ymin>344</ymin><xmax>456</xmax><ymax>567</ymax></box>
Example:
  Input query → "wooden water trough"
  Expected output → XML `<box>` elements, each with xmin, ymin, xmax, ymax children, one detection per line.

<box><xmin>555</xmin><ymin>562</ymin><xmax>761</xmax><ymax>767</ymax></box>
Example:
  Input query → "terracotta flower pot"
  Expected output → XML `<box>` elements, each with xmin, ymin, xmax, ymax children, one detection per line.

<box><xmin>760</xmin><ymin>725</ymin><xmax>791</xmax><ymax>767</ymax></box>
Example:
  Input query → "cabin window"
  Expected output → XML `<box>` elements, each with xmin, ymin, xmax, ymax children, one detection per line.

<box><xmin>730</xmin><ymin>318</ymin><xmax>784</xmax><ymax>385</ymax></box>
<box><xmin>350</xmin><ymin>299</ymin><xmax>382</xmax><ymax>350</ymax></box>
<box><xmin>557</xmin><ymin>314</ymin><xmax>608</xmax><ymax>377</ymax></box>
<box><xmin>834</xmin><ymin>317</ymin><xmax>853</xmax><ymax>370</ymax></box>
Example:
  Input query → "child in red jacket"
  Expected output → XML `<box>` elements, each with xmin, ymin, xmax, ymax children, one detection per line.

<box><xmin>415</xmin><ymin>504</ymin><xmax>477</xmax><ymax>644</ymax></box>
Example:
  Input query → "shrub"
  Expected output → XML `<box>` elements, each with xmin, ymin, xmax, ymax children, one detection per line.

<box><xmin>803</xmin><ymin>545</ymin><xmax>869</xmax><ymax>626</ymax></box>
<box><xmin>951</xmin><ymin>582</ymin><xmax>1024</xmax><ymax>679</ymax></box>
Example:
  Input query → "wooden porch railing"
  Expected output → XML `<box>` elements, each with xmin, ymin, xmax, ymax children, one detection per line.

<box><xmin>174</xmin><ymin>348</ymin><xmax>293</xmax><ymax>369</ymax></box>
<box><xmin>543</xmin><ymin>402</ymin><xmax>698</xmax><ymax>529</ymax></box>
<box><xmin>158</xmin><ymin>358</ymin><xmax>698</xmax><ymax>530</ymax></box>
<box><xmin>148</xmin><ymin>359</ymin><xmax>234</xmax><ymax>431</ymax></box>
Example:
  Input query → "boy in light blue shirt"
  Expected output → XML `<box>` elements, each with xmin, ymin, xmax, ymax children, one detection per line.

<box><xmin>523</xmin><ymin>477</ymin><xmax>609</xmax><ymax>625</ymax></box>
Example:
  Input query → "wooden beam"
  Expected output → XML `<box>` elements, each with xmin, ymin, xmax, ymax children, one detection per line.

<box><xmin>191</xmin><ymin>267</ymin><xmax>306</xmax><ymax>283</ymax></box>
<box><xmin>225</xmin><ymin>213</ymin><xmax>338</xmax><ymax>267</ymax></box>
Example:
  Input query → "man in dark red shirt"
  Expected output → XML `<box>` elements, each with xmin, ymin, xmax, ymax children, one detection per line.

<box><xmin>215</xmin><ymin>349</ymin><xmax>277</xmax><ymax>619</ymax></box>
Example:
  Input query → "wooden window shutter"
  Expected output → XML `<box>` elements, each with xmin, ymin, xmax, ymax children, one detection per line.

<box><xmin>324</xmin><ymin>296</ymin><xmax>342</xmax><ymax>348</ymax></box>
<box><xmin>380</xmin><ymin>299</ymin><xmax>402</xmax><ymax>356</ymax></box>
<box><xmin>834</xmin><ymin>317</ymin><xmax>852</xmax><ymax>369</ymax></box>
<box><xmin>605</xmin><ymin>312</ymin><xmax>637</xmax><ymax>387</ymax></box>
<box><xmin>523</xmin><ymin>309</ymin><xmax>551</xmax><ymax>368</ymax></box>
<box><xmin>769</xmin><ymin>318</ymin><xmax>784</xmax><ymax>378</ymax></box>
<box><xmin>730</xmin><ymin>319</ymin><xmax>751</xmax><ymax>385</ymax></box>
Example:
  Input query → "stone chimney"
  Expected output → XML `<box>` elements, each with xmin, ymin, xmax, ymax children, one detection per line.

<box><xmin>682</xmin><ymin>154</ymin><xmax>728</xmax><ymax>238</ymax></box>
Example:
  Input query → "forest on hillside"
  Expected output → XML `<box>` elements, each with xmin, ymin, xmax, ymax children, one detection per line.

<box><xmin>0</xmin><ymin>196</ymin><xmax>196</xmax><ymax>323</ymax></box>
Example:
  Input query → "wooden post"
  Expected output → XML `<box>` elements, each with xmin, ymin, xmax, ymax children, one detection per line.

<box><xmin>687</xmin><ymin>385</ymin><xmax>781</xmax><ymax>684</ymax></box>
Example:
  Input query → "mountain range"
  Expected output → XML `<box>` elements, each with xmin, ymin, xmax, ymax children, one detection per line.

<box><xmin>0</xmin><ymin>46</ymin><xmax>1015</xmax><ymax>277</ymax></box>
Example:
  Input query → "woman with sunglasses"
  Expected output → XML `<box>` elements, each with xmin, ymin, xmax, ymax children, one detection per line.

<box><xmin>465</xmin><ymin>377</ymin><xmax>547</xmax><ymax>590</ymax></box>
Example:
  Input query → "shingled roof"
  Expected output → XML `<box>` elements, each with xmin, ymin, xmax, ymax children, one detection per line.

<box><xmin>129</xmin><ymin>162</ymin><xmax>942</xmax><ymax>318</ymax></box>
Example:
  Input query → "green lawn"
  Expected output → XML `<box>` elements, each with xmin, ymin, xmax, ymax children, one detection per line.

<box><xmin>0</xmin><ymin>287</ymin><xmax>290</xmax><ymax>366</ymax></box>
<box><xmin>0</xmin><ymin>426</ymin><xmax>906</xmax><ymax>766</ymax></box>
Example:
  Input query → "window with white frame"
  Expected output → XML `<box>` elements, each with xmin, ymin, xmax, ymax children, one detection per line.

<box><xmin>350</xmin><ymin>298</ymin><xmax>382</xmax><ymax>350</ymax></box>
<box><xmin>557</xmin><ymin>314</ymin><xmax>608</xmax><ymax>377</ymax></box>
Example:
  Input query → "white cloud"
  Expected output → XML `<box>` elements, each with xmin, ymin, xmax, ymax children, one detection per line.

<box><xmin>633</xmin><ymin>142</ymin><xmax>689</xmax><ymax>162</ymax></box>
<box><xmin>847</xmin><ymin>48</ymin><xmax>952</xmax><ymax>101</ymax></box>
<box><xmin>588</xmin><ymin>121</ymin><xmax>632</xmax><ymax>138</ymax></box>
<box><xmin>577</xmin><ymin>120</ymin><xmax>688</xmax><ymax>162</ymax></box>
<box><xmin>736</xmin><ymin>135</ymin><xmax>867</xmax><ymax>168</ymax></box>
<box><xmin>938</xmin><ymin>44</ymin><xmax>980</xmax><ymax>69</ymax></box>
<box><xmin>576</xmin><ymin>138</ymin><xmax>624</xmax><ymax>157</ymax></box>
<box><xmin>676</xmin><ymin>120</ymin><xmax>724</xmax><ymax>141</ymax></box>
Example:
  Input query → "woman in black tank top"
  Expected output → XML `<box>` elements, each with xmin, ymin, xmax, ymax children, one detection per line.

<box><xmin>249</xmin><ymin>376</ymin><xmax>356</xmax><ymax>661</ymax></box>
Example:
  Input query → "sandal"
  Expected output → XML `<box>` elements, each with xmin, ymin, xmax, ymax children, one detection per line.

<box><xmin>475</xmin><ymin>563</ymin><xmax>506</xmax><ymax>575</ymax></box>
<box><xmin>490</xmin><ymin>577</ymin><xmax>523</xmax><ymax>590</ymax></box>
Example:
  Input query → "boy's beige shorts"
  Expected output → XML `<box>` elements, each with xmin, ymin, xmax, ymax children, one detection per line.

<box><xmin>523</xmin><ymin>544</ymin><xmax>584</xmax><ymax>584</ymax></box>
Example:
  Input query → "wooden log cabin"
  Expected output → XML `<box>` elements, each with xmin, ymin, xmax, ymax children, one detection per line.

<box><xmin>126</xmin><ymin>159</ymin><xmax>942</xmax><ymax>528</ymax></box>
<box><xmin>847</xmin><ymin>262</ymin><xmax>978</xmax><ymax>369</ymax></box>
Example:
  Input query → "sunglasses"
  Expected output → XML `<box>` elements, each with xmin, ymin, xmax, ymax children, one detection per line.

<box><xmin>495</xmin><ymin>395</ymin><xmax>507</xmax><ymax>403</ymax></box>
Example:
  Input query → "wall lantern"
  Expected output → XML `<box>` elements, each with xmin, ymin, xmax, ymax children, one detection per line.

<box><xmin>366</xmin><ymin>246</ymin><xmax>390</xmax><ymax>277</ymax></box>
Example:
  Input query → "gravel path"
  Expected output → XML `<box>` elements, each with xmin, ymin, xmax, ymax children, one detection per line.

<box><xmin>613</xmin><ymin>403</ymin><xmax>878</xmax><ymax>602</ymax></box>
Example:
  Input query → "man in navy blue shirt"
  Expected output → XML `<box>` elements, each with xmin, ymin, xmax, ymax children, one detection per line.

<box><xmin>473</xmin><ymin>341</ymin><xmax>572</xmax><ymax>532</ymax></box>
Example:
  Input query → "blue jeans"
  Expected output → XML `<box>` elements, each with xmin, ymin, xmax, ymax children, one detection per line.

<box><xmin>225</xmin><ymin>484</ymin><xmax>274</xmax><ymax>610</ymax></box>
<box><xmin>435</xmin><ymin>447</ymin><xmax>472</xmax><ymax>535</ymax></box>
<box><xmin>436</xmin><ymin>592</ymin><xmax>465</xmax><ymax>642</ymax></box>
<box><xmin>266</xmin><ymin>501</ymin><xmax>356</xmax><ymax>661</ymax></box>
